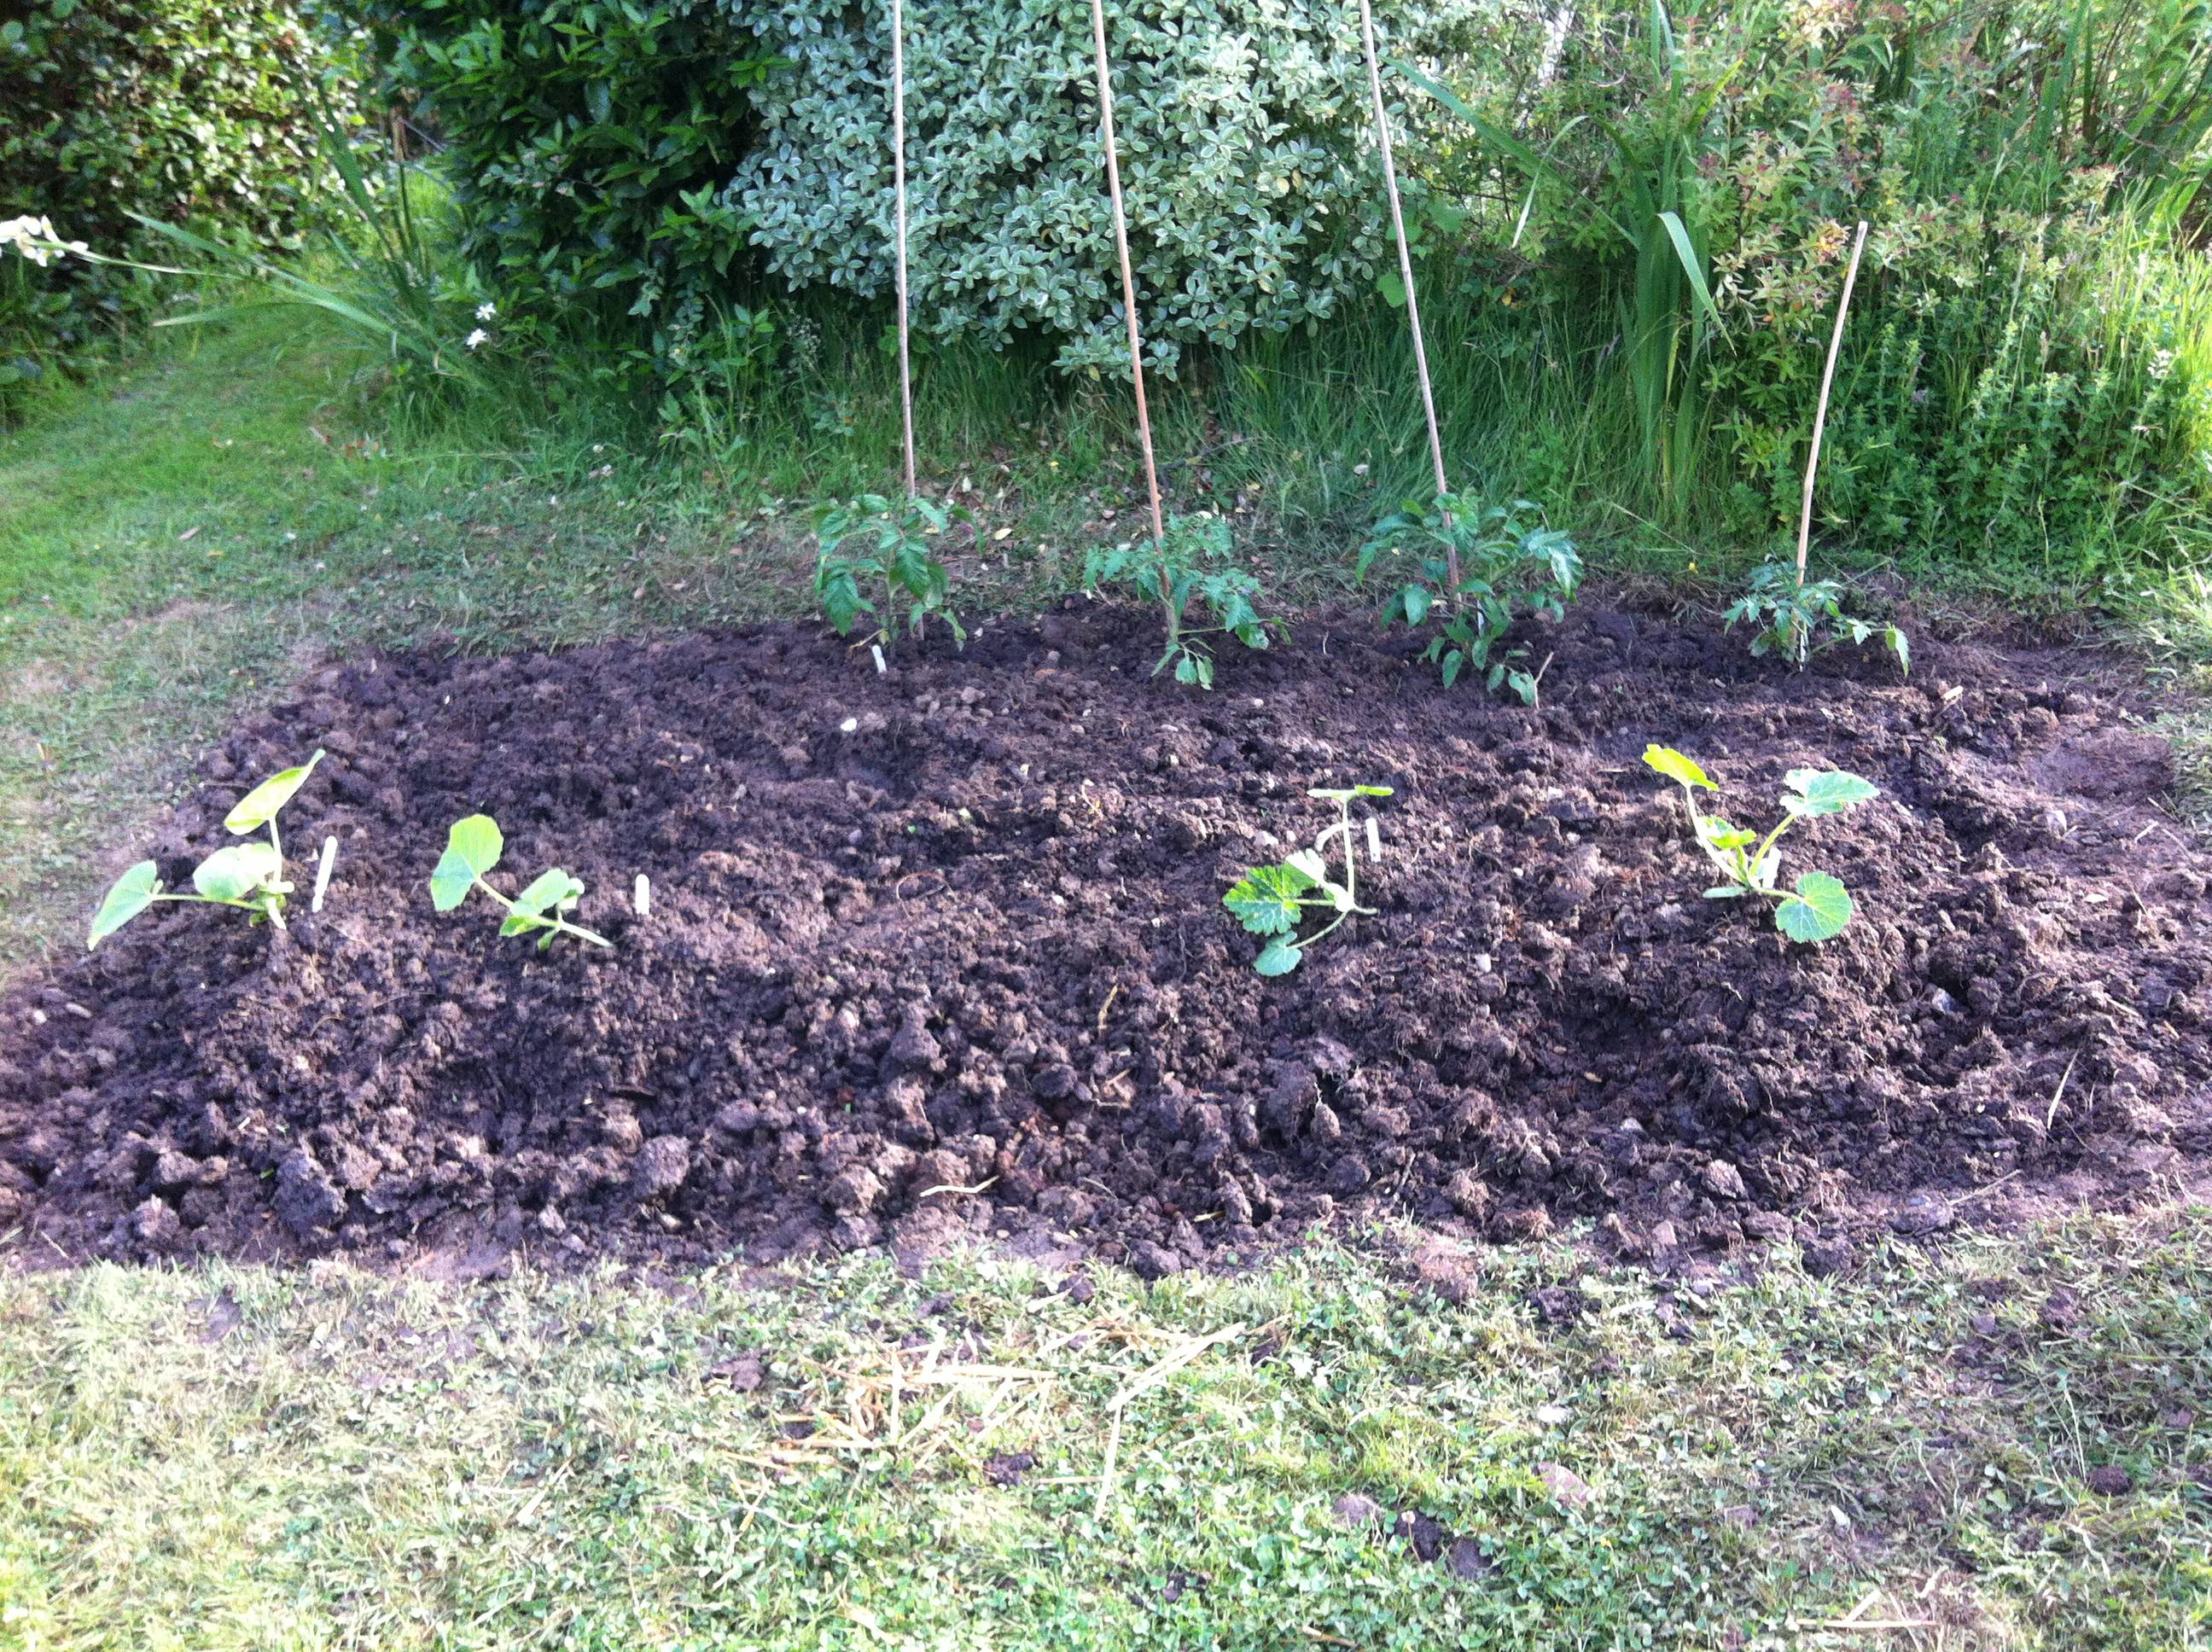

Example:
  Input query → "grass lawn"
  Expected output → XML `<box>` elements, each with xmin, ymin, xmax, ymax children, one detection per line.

<box><xmin>3</xmin><ymin>319</ymin><xmax>2209</xmax><ymax>1649</ymax></box>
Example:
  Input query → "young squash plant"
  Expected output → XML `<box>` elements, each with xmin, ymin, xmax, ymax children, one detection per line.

<box><xmin>1085</xmin><ymin>513</ymin><xmax>1284</xmax><ymax>689</ymax></box>
<box><xmin>430</xmin><ymin>815</ymin><xmax>612</xmax><ymax>951</ymax></box>
<box><xmin>1223</xmin><ymin>784</ymin><xmax>1392</xmax><ymax>974</ymax></box>
<box><xmin>814</xmin><ymin>493</ymin><xmax>967</xmax><ymax>656</ymax></box>
<box><xmin>1358</xmin><ymin>493</ymin><xmax>1580</xmax><ymax>703</ymax></box>
<box><xmin>1643</xmin><ymin>745</ymin><xmax>1878</xmax><ymax>942</ymax></box>
<box><xmin>88</xmin><ymin>751</ymin><xmax>324</xmax><ymax>948</ymax></box>
<box><xmin>1724</xmin><ymin>562</ymin><xmax>1908</xmax><ymax>676</ymax></box>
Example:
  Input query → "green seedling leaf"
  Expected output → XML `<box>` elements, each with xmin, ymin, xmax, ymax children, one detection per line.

<box><xmin>194</xmin><ymin>841</ymin><xmax>284</xmax><ymax>902</ymax></box>
<box><xmin>1285</xmin><ymin>848</ymin><xmax>1329</xmax><ymax>883</ymax></box>
<box><xmin>1703</xmin><ymin>885</ymin><xmax>1748</xmax><ymax>899</ymax></box>
<box><xmin>430</xmin><ymin>814</ymin><xmax>505</xmax><ymax>910</ymax></box>
<box><xmin>1698</xmin><ymin>819</ymin><xmax>1757</xmax><ymax>852</ymax></box>
<box><xmin>512</xmin><ymin>868</ymin><xmax>585</xmax><ymax>918</ymax></box>
<box><xmin>1784</xmin><ymin>770</ymin><xmax>1879</xmax><ymax>816</ymax></box>
<box><xmin>1254</xmin><ymin>938</ymin><xmax>1303</xmax><ymax>976</ymax></box>
<box><xmin>89</xmin><ymin>861</ymin><xmax>161</xmax><ymax>948</ymax></box>
<box><xmin>1775</xmin><ymin>871</ymin><xmax>1854</xmax><ymax>942</ymax></box>
<box><xmin>1225</xmin><ymin>863</ymin><xmax>1316</xmax><ymax>936</ymax></box>
<box><xmin>224</xmin><ymin>749</ymin><xmax>324</xmax><ymax>834</ymax></box>
<box><xmin>1643</xmin><ymin>745</ymin><xmax>1715</xmax><ymax>791</ymax></box>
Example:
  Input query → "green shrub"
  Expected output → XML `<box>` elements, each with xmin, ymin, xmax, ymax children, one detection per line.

<box><xmin>362</xmin><ymin>0</ymin><xmax>780</xmax><ymax>399</ymax></box>
<box><xmin>1422</xmin><ymin>0</ymin><xmax>2212</xmax><ymax>579</ymax></box>
<box><xmin>735</xmin><ymin>0</ymin><xmax>1481</xmax><ymax>374</ymax></box>
<box><xmin>0</xmin><ymin>0</ymin><xmax>358</xmax><ymax>408</ymax></box>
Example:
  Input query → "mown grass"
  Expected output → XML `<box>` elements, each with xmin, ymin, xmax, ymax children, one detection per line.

<box><xmin>0</xmin><ymin>1215</ymin><xmax>2207</xmax><ymax>1649</ymax></box>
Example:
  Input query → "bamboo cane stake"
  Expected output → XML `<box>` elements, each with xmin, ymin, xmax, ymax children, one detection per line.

<box><xmin>1357</xmin><ymin>0</ymin><xmax>1455</xmax><ymax>592</ymax></box>
<box><xmin>1796</xmin><ymin>219</ymin><xmax>1868</xmax><ymax>587</ymax></box>
<box><xmin>891</xmin><ymin>0</ymin><xmax>917</xmax><ymax>501</ymax></box>
<box><xmin>1087</xmin><ymin>0</ymin><xmax>1172</xmax><ymax>610</ymax></box>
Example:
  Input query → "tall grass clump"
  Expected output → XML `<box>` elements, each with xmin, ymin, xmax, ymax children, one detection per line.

<box><xmin>1398</xmin><ymin>0</ymin><xmax>2212</xmax><ymax>587</ymax></box>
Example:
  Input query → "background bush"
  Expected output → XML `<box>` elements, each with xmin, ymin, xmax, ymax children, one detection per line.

<box><xmin>0</xmin><ymin>0</ymin><xmax>358</xmax><ymax>410</ymax></box>
<box><xmin>733</xmin><ymin>0</ymin><xmax>1481</xmax><ymax>375</ymax></box>
<box><xmin>360</xmin><ymin>0</ymin><xmax>778</xmax><ymax>400</ymax></box>
<box><xmin>1422</xmin><ymin>0</ymin><xmax>2212</xmax><ymax>579</ymax></box>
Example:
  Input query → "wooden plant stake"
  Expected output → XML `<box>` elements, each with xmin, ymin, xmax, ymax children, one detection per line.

<box><xmin>1796</xmin><ymin>219</ymin><xmax>1868</xmax><ymax>587</ymax></box>
<box><xmin>1086</xmin><ymin>0</ymin><xmax>1173</xmax><ymax>613</ymax></box>
<box><xmin>891</xmin><ymin>0</ymin><xmax>917</xmax><ymax>501</ymax></box>
<box><xmin>1357</xmin><ymin>0</ymin><xmax>1456</xmax><ymax>593</ymax></box>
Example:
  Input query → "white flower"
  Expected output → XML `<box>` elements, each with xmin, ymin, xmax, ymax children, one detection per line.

<box><xmin>1</xmin><ymin>214</ymin><xmax>60</xmax><ymax>266</ymax></box>
<box><xmin>475</xmin><ymin>302</ymin><xmax>498</xmax><ymax>321</ymax></box>
<box><xmin>465</xmin><ymin>328</ymin><xmax>490</xmax><ymax>351</ymax></box>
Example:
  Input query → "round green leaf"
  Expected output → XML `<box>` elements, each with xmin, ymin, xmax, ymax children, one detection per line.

<box><xmin>224</xmin><ymin>749</ymin><xmax>324</xmax><ymax>834</ymax></box>
<box><xmin>1784</xmin><ymin>770</ymin><xmax>1879</xmax><ymax>816</ymax></box>
<box><xmin>513</xmin><ymin>867</ymin><xmax>584</xmax><ymax>917</ymax></box>
<box><xmin>451</xmin><ymin>815</ymin><xmax>504</xmax><ymax>875</ymax></box>
<box><xmin>1643</xmin><ymin>745</ymin><xmax>1715</xmax><ymax>791</ymax></box>
<box><xmin>89</xmin><ymin>861</ymin><xmax>162</xmax><ymax>948</ymax></box>
<box><xmin>194</xmin><ymin>841</ymin><xmax>283</xmax><ymax>902</ymax></box>
<box><xmin>1254</xmin><ymin>939</ymin><xmax>1303</xmax><ymax>976</ymax></box>
<box><xmin>1775</xmin><ymin>872</ymin><xmax>1854</xmax><ymax>943</ymax></box>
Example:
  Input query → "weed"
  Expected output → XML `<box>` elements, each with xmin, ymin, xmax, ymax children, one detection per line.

<box><xmin>1358</xmin><ymin>493</ymin><xmax>1579</xmax><ymax>701</ymax></box>
<box><xmin>1724</xmin><ymin>562</ymin><xmax>1908</xmax><ymax>674</ymax></box>
<box><xmin>429</xmin><ymin>814</ymin><xmax>612</xmax><ymax>951</ymax></box>
<box><xmin>1223</xmin><ymin>784</ymin><xmax>1392</xmax><ymax>974</ymax></box>
<box><xmin>1643</xmin><ymin>744</ymin><xmax>1877</xmax><ymax>942</ymax></box>
<box><xmin>1084</xmin><ymin>513</ymin><xmax>1283</xmax><ymax>689</ymax></box>
<box><xmin>87</xmin><ymin>751</ymin><xmax>324</xmax><ymax>947</ymax></box>
<box><xmin>813</xmin><ymin>493</ymin><xmax>965</xmax><ymax>655</ymax></box>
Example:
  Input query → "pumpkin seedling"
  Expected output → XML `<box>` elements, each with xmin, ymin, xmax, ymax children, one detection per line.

<box><xmin>1724</xmin><ymin>562</ymin><xmax>1908</xmax><ymax>676</ymax></box>
<box><xmin>1223</xmin><ymin>784</ymin><xmax>1393</xmax><ymax>974</ymax></box>
<box><xmin>430</xmin><ymin>814</ymin><xmax>612</xmax><ymax>950</ymax></box>
<box><xmin>814</xmin><ymin>493</ymin><xmax>966</xmax><ymax>657</ymax></box>
<box><xmin>1085</xmin><ymin>513</ymin><xmax>1284</xmax><ymax>689</ymax></box>
<box><xmin>88</xmin><ymin>750</ymin><xmax>324</xmax><ymax>948</ymax></box>
<box><xmin>1359</xmin><ymin>493</ymin><xmax>1580</xmax><ymax>703</ymax></box>
<box><xmin>1642</xmin><ymin>745</ymin><xmax>1877</xmax><ymax>942</ymax></box>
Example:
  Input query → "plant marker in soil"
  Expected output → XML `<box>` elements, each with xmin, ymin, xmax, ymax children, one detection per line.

<box><xmin>311</xmin><ymin>835</ymin><xmax>338</xmax><ymax>913</ymax></box>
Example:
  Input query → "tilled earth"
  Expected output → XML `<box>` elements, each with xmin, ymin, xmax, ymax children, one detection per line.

<box><xmin>5</xmin><ymin>599</ymin><xmax>2208</xmax><ymax>1276</ymax></box>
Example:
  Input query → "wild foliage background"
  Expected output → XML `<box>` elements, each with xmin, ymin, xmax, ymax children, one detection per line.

<box><xmin>6</xmin><ymin>0</ymin><xmax>2211</xmax><ymax>592</ymax></box>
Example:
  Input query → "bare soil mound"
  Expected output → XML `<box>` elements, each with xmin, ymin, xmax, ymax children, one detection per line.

<box><xmin>5</xmin><ymin>599</ymin><xmax>2206</xmax><ymax>1273</ymax></box>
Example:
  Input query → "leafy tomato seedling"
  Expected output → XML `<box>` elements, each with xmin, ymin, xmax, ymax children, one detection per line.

<box><xmin>88</xmin><ymin>750</ymin><xmax>324</xmax><ymax>948</ymax></box>
<box><xmin>1085</xmin><ymin>513</ymin><xmax>1284</xmax><ymax>689</ymax></box>
<box><xmin>1358</xmin><ymin>493</ymin><xmax>1580</xmax><ymax>703</ymax></box>
<box><xmin>1643</xmin><ymin>745</ymin><xmax>1877</xmax><ymax>942</ymax></box>
<box><xmin>814</xmin><ymin>493</ymin><xmax>967</xmax><ymax>657</ymax></box>
<box><xmin>1723</xmin><ymin>562</ymin><xmax>1908</xmax><ymax>676</ymax></box>
<box><xmin>1223</xmin><ymin>784</ymin><xmax>1392</xmax><ymax>974</ymax></box>
<box><xmin>430</xmin><ymin>814</ymin><xmax>612</xmax><ymax>951</ymax></box>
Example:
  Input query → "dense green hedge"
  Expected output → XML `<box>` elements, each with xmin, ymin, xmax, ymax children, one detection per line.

<box><xmin>366</xmin><ymin>0</ymin><xmax>1480</xmax><ymax>382</ymax></box>
<box><xmin>736</xmin><ymin>0</ymin><xmax>1480</xmax><ymax>374</ymax></box>
<box><xmin>361</xmin><ymin>0</ymin><xmax>777</xmax><ymax>394</ymax></box>
<box><xmin>0</xmin><ymin>0</ymin><xmax>356</xmax><ymax>404</ymax></box>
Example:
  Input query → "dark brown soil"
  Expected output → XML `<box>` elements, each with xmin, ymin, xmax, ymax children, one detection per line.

<box><xmin>6</xmin><ymin>598</ymin><xmax>2209</xmax><ymax>1274</ymax></box>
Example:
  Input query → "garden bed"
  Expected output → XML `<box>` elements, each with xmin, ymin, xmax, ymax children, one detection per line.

<box><xmin>5</xmin><ymin>597</ymin><xmax>2209</xmax><ymax>1275</ymax></box>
